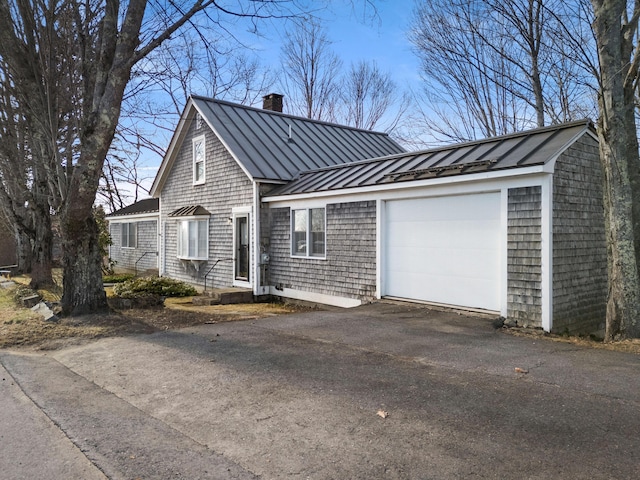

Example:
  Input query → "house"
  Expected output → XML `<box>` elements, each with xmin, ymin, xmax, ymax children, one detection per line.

<box><xmin>106</xmin><ymin>198</ymin><xmax>160</xmax><ymax>275</ymax></box>
<box><xmin>113</xmin><ymin>93</ymin><xmax>606</xmax><ymax>334</ymax></box>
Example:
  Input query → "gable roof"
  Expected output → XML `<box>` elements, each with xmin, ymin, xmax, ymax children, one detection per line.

<box><xmin>106</xmin><ymin>198</ymin><xmax>159</xmax><ymax>218</ymax></box>
<box><xmin>150</xmin><ymin>96</ymin><xmax>405</xmax><ymax>196</ymax></box>
<box><xmin>265</xmin><ymin>120</ymin><xmax>597</xmax><ymax>198</ymax></box>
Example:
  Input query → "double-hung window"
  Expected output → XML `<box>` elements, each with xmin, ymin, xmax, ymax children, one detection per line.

<box><xmin>121</xmin><ymin>222</ymin><xmax>137</xmax><ymax>248</ymax></box>
<box><xmin>291</xmin><ymin>208</ymin><xmax>325</xmax><ymax>258</ymax></box>
<box><xmin>193</xmin><ymin>135</ymin><xmax>205</xmax><ymax>185</ymax></box>
<box><xmin>177</xmin><ymin>219</ymin><xmax>208</xmax><ymax>260</ymax></box>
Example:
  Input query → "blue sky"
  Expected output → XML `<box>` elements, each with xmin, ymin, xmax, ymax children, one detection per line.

<box><xmin>246</xmin><ymin>0</ymin><xmax>422</xmax><ymax>99</ymax></box>
<box><xmin>123</xmin><ymin>1</ymin><xmax>424</xmax><ymax>205</ymax></box>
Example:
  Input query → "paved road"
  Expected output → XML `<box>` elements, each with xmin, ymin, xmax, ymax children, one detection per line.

<box><xmin>2</xmin><ymin>302</ymin><xmax>640</xmax><ymax>479</ymax></box>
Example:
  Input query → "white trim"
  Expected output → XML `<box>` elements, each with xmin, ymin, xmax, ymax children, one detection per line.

<box><xmin>541</xmin><ymin>175</ymin><xmax>554</xmax><ymax>332</ymax></box>
<box><xmin>500</xmin><ymin>188</ymin><xmax>509</xmax><ymax>317</ymax></box>
<box><xmin>253</xmin><ymin>184</ymin><xmax>269</xmax><ymax>296</ymax></box>
<box><xmin>192</xmin><ymin>134</ymin><xmax>206</xmax><ymax>186</ymax></box>
<box><xmin>176</xmin><ymin>217</ymin><xmax>209</xmax><ymax>261</ymax></box>
<box><xmin>263</xmin><ymin>165</ymin><xmax>548</xmax><ymax>205</ymax></box>
<box><xmin>107</xmin><ymin>212</ymin><xmax>159</xmax><ymax>222</ymax></box>
<box><xmin>376</xmin><ymin>198</ymin><xmax>384</xmax><ymax>299</ymax></box>
<box><xmin>270</xmin><ymin>286</ymin><xmax>362</xmax><ymax>308</ymax></box>
<box><xmin>160</xmin><ymin>219</ymin><xmax>166</xmax><ymax>276</ymax></box>
<box><xmin>265</xmin><ymin>169</ymin><xmax>549</xmax><ymax>208</ymax></box>
<box><xmin>232</xmin><ymin>208</ymin><xmax>252</xmax><ymax>288</ymax></box>
<box><xmin>290</xmin><ymin>207</ymin><xmax>327</xmax><ymax>259</ymax></box>
<box><xmin>232</xmin><ymin>205</ymin><xmax>252</xmax><ymax>214</ymax></box>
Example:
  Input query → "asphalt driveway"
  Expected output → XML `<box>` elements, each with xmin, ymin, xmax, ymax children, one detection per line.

<box><xmin>2</xmin><ymin>302</ymin><xmax>640</xmax><ymax>479</ymax></box>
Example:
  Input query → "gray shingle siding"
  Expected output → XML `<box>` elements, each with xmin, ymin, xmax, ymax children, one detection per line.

<box><xmin>507</xmin><ymin>186</ymin><xmax>543</xmax><ymax>327</ymax></box>
<box><xmin>552</xmin><ymin>135</ymin><xmax>607</xmax><ymax>333</ymax></box>
<box><xmin>109</xmin><ymin>220</ymin><xmax>158</xmax><ymax>273</ymax></box>
<box><xmin>160</xmin><ymin>117</ymin><xmax>253</xmax><ymax>288</ymax></box>
<box><xmin>268</xmin><ymin>201</ymin><xmax>377</xmax><ymax>301</ymax></box>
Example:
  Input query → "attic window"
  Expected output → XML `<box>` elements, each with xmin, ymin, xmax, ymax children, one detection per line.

<box><xmin>193</xmin><ymin>135</ymin><xmax>206</xmax><ymax>185</ymax></box>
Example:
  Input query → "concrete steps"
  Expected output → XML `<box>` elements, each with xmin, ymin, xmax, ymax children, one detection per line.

<box><xmin>192</xmin><ymin>287</ymin><xmax>253</xmax><ymax>306</ymax></box>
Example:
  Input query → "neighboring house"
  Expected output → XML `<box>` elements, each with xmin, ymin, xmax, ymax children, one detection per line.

<box><xmin>134</xmin><ymin>93</ymin><xmax>605</xmax><ymax>334</ymax></box>
<box><xmin>106</xmin><ymin>198</ymin><xmax>160</xmax><ymax>274</ymax></box>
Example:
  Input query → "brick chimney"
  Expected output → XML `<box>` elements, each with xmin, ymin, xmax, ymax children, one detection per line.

<box><xmin>262</xmin><ymin>93</ymin><xmax>283</xmax><ymax>113</ymax></box>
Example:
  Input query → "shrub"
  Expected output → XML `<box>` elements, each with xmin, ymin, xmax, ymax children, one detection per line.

<box><xmin>112</xmin><ymin>276</ymin><xmax>197</xmax><ymax>298</ymax></box>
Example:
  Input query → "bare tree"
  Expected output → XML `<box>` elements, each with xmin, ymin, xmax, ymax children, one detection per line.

<box><xmin>409</xmin><ymin>0</ymin><xmax>595</xmax><ymax>142</ymax></box>
<box><xmin>342</xmin><ymin>60</ymin><xmax>405</xmax><ymax>131</ymax></box>
<box><xmin>590</xmin><ymin>0</ymin><xmax>640</xmax><ymax>340</ymax></box>
<box><xmin>279</xmin><ymin>18</ymin><xmax>343</xmax><ymax>120</ymax></box>
<box><xmin>0</xmin><ymin>0</ymin><xmax>314</xmax><ymax>316</ymax></box>
<box><xmin>0</xmin><ymin>54</ymin><xmax>55</xmax><ymax>287</ymax></box>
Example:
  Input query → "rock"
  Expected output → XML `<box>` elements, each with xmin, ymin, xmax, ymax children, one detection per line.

<box><xmin>31</xmin><ymin>302</ymin><xmax>59</xmax><ymax>322</ymax></box>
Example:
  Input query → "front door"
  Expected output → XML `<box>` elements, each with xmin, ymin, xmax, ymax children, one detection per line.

<box><xmin>235</xmin><ymin>215</ymin><xmax>250</xmax><ymax>282</ymax></box>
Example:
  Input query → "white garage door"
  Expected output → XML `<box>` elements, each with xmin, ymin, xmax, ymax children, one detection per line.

<box><xmin>384</xmin><ymin>193</ymin><xmax>501</xmax><ymax>311</ymax></box>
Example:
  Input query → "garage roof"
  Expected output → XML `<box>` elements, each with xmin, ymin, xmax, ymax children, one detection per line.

<box><xmin>267</xmin><ymin>120</ymin><xmax>596</xmax><ymax>197</ymax></box>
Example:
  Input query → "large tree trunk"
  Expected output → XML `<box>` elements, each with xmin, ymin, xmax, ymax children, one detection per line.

<box><xmin>592</xmin><ymin>0</ymin><xmax>640</xmax><ymax>340</ymax></box>
<box><xmin>60</xmin><ymin>185</ymin><xmax>108</xmax><ymax>316</ymax></box>
<box><xmin>60</xmin><ymin>215</ymin><xmax>108</xmax><ymax>316</ymax></box>
<box><xmin>29</xmin><ymin>205</ymin><xmax>54</xmax><ymax>289</ymax></box>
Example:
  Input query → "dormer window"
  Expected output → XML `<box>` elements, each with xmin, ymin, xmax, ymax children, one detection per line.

<box><xmin>193</xmin><ymin>135</ymin><xmax>205</xmax><ymax>185</ymax></box>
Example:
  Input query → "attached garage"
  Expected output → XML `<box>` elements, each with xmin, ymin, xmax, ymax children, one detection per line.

<box><xmin>383</xmin><ymin>193</ymin><xmax>501</xmax><ymax>311</ymax></box>
<box><xmin>264</xmin><ymin>120</ymin><xmax>608</xmax><ymax>334</ymax></box>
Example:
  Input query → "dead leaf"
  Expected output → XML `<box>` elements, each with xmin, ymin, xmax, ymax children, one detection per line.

<box><xmin>514</xmin><ymin>367</ymin><xmax>529</xmax><ymax>374</ymax></box>
<box><xmin>377</xmin><ymin>410</ymin><xmax>389</xmax><ymax>419</ymax></box>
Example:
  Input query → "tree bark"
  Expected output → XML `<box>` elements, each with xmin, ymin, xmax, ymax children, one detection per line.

<box><xmin>60</xmin><ymin>193</ymin><xmax>108</xmax><ymax>316</ymax></box>
<box><xmin>592</xmin><ymin>0</ymin><xmax>640</xmax><ymax>340</ymax></box>
<box><xmin>28</xmin><ymin>204</ymin><xmax>54</xmax><ymax>289</ymax></box>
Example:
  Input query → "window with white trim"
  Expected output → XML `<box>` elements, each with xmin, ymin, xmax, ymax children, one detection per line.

<box><xmin>193</xmin><ymin>135</ymin><xmax>205</xmax><ymax>185</ymax></box>
<box><xmin>291</xmin><ymin>208</ymin><xmax>325</xmax><ymax>257</ymax></box>
<box><xmin>121</xmin><ymin>222</ymin><xmax>137</xmax><ymax>248</ymax></box>
<box><xmin>177</xmin><ymin>219</ymin><xmax>209</xmax><ymax>260</ymax></box>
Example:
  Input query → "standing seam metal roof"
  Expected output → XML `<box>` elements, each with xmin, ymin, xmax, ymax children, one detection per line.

<box><xmin>191</xmin><ymin>96</ymin><xmax>405</xmax><ymax>182</ymax></box>
<box><xmin>266</xmin><ymin>120</ymin><xmax>595</xmax><ymax>197</ymax></box>
<box><xmin>106</xmin><ymin>198</ymin><xmax>159</xmax><ymax>217</ymax></box>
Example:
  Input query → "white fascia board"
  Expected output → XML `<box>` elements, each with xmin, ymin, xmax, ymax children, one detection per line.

<box><xmin>107</xmin><ymin>212</ymin><xmax>160</xmax><ymax>223</ymax></box>
<box><xmin>264</xmin><ymin>167</ymin><xmax>549</xmax><ymax>208</ymax></box>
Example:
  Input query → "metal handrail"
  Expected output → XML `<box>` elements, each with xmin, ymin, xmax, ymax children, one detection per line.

<box><xmin>204</xmin><ymin>258</ymin><xmax>233</xmax><ymax>291</ymax></box>
<box><xmin>134</xmin><ymin>251</ymin><xmax>158</xmax><ymax>275</ymax></box>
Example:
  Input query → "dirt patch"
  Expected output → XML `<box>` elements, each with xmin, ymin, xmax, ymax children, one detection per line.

<box><xmin>0</xmin><ymin>284</ymin><xmax>309</xmax><ymax>351</ymax></box>
<box><xmin>503</xmin><ymin>325</ymin><xmax>640</xmax><ymax>355</ymax></box>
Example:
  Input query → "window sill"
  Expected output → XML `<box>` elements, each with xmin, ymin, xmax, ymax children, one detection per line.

<box><xmin>290</xmin><ymin>254</ymin><xmax>326</xmax><ymax>260</ymax></box>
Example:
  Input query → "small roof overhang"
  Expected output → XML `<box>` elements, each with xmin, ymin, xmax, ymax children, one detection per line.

<box><xmin>168</xmin><ymin>205</ymin><xmax>211</xmax><ymax>217</ymax></box>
